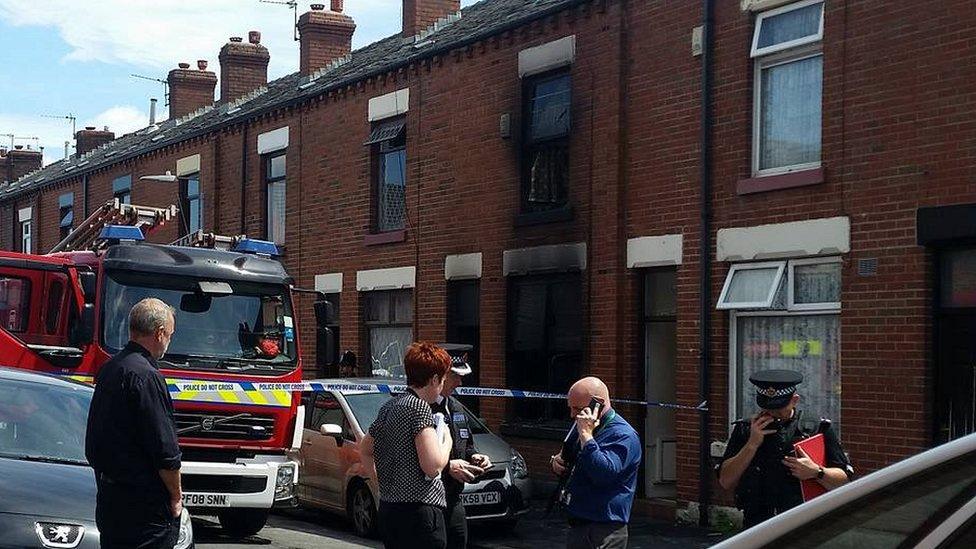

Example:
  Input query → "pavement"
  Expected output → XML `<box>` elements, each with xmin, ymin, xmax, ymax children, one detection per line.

<box><xmin>193</xmin><ymin>500</ymin><xmax>727</xmax><ymax>548</ymax></box>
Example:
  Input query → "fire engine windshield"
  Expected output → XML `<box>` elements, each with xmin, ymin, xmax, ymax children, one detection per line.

<box><xmin>102</xmin><ymin>270</ymin><xmax>297</xmax><ymax>372</ymax></box>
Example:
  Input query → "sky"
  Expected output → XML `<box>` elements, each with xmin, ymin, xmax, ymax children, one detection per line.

<box><xmin>0</xmin><ymin>0</ymin><xmax>478</xmax><ymax>165</ymax></box>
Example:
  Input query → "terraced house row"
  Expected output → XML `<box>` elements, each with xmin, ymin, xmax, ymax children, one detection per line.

<box><xmin>2</xmin><ymin>0</ymin><xmax>974</xmax><ymax>520</ymax></box>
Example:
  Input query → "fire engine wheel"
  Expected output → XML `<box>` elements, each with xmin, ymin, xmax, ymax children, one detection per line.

<box><xmin>348</xmin><ymin>481</ymin><xmax>377</xmax><ymax>538</ymax></box>
<box><xmin>218</xmin><ymin>508</ymin><xmax>269</xmax><ymax>538</ymax></box>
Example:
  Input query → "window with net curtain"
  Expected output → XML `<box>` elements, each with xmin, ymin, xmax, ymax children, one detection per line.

<box><xmin>752</xmin><ymin>0</ymin><xmax>824</xmax><ymax>174</ymax></box>
<box><xmin>720</xmin><ymin>258</ymin><xmax>841</xmax><ymax>427</ymax></box>
<box><xmin>365</xmin><ymin>118</ymin><xmax>407</xmax><ymax>233</ymax></box>
<box><xmin>265</xmin><ymin>152</ymin><xmax>286</xmax><ymax>245</ymax></box>
<box><xmin>363</xmin><ymin>290</ymin><xmax>413</xmax><ymax>377</ymax></box>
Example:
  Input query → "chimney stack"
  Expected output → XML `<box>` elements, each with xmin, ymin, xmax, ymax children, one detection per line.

<box><xmin>219</xmin><ymin>32</ymin><xmax>270</xmax><ymax>103</ymax></box>
<box><xmin>298</xmin><ymin>0</ymin><xmax>356</xmax><ymax>76</ymax></box>
<box><xmin>2</xmin><ymin>146</ymin><xmax>43</xmax><ymax>184</ymax></box>
<box><xmin>75</xmin><ymin>126</ymin><xmax>115</xmax><ymax>156</ymax></box>
<box><xmin>167</xmin><ymin>60</ymin><xmax>217</xmax><ymax>119</ymax></box>
<box><xmin>402</xmin><ymin>0</ymin><xmax>459</xmax><ymax>37</ymax></box>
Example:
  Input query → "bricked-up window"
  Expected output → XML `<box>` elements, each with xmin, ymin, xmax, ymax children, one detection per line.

<box><xmin>112</xmin><ymin>175</ymin><xmax>131</xmax><ymax>204</ymax></box>
<box><xmin>723</xmin><ymin>257</ymin><xmax>841</xmax><ymax>430</ymax></box>
<box><xmin>366</xmin><ymin>118</ymin><xmax>407</xmax><ymax>233</ymax></box>
<box><xmin>751</xmin><ymin>0</ymin><xmax>824</xmax><ymax>175</ymax></box>
<box><xmin>507</xmin><ymin>274</ymin><xmax>582</xmax><ymax>423</ymax></box>
<box><xmin>265</xmin><ymin>153</ymin><xmax>287</xmax><ymax>245</ymax></box>
<box><xmin>58</xmin><ymin>192</ymin><xmax>74</xmax><ymax>242</ymax></box>
<box><xmin>179</xmin><ymin>173</ymin><xmax>202</xmax><ymax>236</ymax></box>
<box><xmin>363</xmin><ymin>289</ymin><xmax>412</xmax><ymax>377</ymax></box>
<box><xmin>522</xmin><ymin>72</ymin><xmax>571</xmax><ymax>213</ymax></box>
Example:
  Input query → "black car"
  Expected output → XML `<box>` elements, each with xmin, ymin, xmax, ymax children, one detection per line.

<box><xmin>0</xmin><ymin>367</ymin><xmax>194</xmax><ymax>548</ymax></box>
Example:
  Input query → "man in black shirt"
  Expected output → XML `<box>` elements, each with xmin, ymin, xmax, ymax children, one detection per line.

<box><xmin>433</xmin><ymin>346</ymin><xmax>492</xmax><ymax>549</ymax></box>
<box><xmin>86</xmin><ymin>298</ymin><xmax>183</xmax><ymax>548</ymax></box>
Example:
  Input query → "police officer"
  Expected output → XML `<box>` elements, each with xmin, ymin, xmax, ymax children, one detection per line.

<box><xmin>717</xmin><ymin>369</ymin><xmax>854</xmax><ymax>529</ymax></box>
<box><xmin>432</xmin><ymin>345</ymin><xmax>492</xmax><ymax>549</ymax></box>
<box><xmin>86</xmin><ymin>298</ymin><xmax>183</xmax><ymax>548</ymax></box>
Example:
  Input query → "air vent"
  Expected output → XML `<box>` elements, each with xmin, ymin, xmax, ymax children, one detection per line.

<box><xmin>857</xmin><ymin>258</ymin><xmax>878</xmax><ymax>276</ymax></box>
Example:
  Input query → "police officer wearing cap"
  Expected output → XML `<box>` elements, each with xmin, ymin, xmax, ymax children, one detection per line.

<box><xmin>717</xmin><ymin>369</ymin><xmax>854</xmax><ymax>529</ymax></box>
<box><xmin>432</xmin><ymin>345</ymin><xmax>493</xmax><ymax>549</ymax></box>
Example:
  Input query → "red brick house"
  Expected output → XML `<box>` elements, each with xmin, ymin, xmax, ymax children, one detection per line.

<box><xmin>1</xmin><ymin>0</ymin><xmax>974</xmax><ymax>520</ymax></box>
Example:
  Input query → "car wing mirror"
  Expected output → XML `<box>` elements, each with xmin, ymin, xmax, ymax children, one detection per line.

<box><xmin>320</xmin><ymin>423</ymin><xmax>344</xmax><ymax>446</ymax></box>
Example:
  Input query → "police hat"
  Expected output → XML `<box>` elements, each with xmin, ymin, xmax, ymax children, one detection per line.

<box><xmin>749</xmin><ymin>369</ymin><xmax>802</xmax><ymax>409</ymax></box>
<box><xmin>438</xmin><ymin>343</ymin><xmax>473</xmax><ymax>376</ymax></box>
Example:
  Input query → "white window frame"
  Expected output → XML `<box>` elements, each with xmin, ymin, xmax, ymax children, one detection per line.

<box><xmin>20</xmin><ymin>219</ymin><xmax>32</xmax><ymax>253</ymax></box>
<box><xmin>751</xmin><ymin>0</ymin><xmax>825</xmax><ymax>177</ymax></box>
<box><xmin>750</xmin><ymin>0</ymin><xmax>824</xmax><ymax>58</ymax></box>
<box><xmin>727</xmin><ymin>308</ymin><xmax>840</xmax><ymax>435</ymax></box>
<box><xmin>716</xmin><ymin>261</ymin><xmax>786</xmax><ymax>310</ymax></box>
<box><xmin>788</xmin><ymin>256</ymin><xmax>842</xmax><ymax>311</ymax></box>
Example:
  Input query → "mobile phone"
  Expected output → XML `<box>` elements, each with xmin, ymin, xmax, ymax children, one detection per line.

<box><xmin>588</xmin><ymin>397</ymin><xmax>603</xmax><ymax>416</ymax></box>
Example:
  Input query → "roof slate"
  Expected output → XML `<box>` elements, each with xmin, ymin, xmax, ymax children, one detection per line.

<box><xmin>0</xmin><ymin>0</ymin><xmax>581</xmax><ymax>201</ymax></box>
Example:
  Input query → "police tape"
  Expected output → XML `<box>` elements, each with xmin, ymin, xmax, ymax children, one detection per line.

<box><xmin>166</xmin><ymin>380</ymin><xmax>708</xmax><ymax>412</ymax></box>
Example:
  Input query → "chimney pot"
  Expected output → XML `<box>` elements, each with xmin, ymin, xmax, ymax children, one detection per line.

<box><xmin>197</xmin><ymin>59</ymin><xmax>208</xmax><ymax>70</ymax></box>
<box><xmin>85</xmin><ymin>126</ymin><xmax>96</xmax><ymax>131</ymax></box>
<box><xmin>311</xmin><ymin>3</ymin><xmax>325</xmax><ymax>10</ymax></box>
<box><xmin>248</xmin><ymin>31</ymin><xmax>261</xmax><ymax>44</ymax></box>
<box><xmin>179</xmin><ymin>62</ymin><xmax>190</xmax><ymax>69</ymax></box>
<box><xmin>230</xmin><ymin>36</ymin><xmax>243</xmax><ymax>42</ymax></box>
<box><xmin>14</xmin><ymin>145</ymin><xmax>23</xmax><ymax>150</ymax></box>
<box><xmin>331</xmin><ymin>0</ymin><xmax>343</xmax><ymax>12</ymax></box>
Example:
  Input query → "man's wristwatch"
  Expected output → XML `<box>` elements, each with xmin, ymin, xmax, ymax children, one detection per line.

<box><xmin>816</xmin><ymin>466</ymin><xmax>825</xmax><ymax>480</ymax></box>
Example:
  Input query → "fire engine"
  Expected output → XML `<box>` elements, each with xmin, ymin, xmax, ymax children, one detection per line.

<box><xmin>0</xmin><ymin>199</ymin><xmax>306</xmax><ymax>537</ymax></box>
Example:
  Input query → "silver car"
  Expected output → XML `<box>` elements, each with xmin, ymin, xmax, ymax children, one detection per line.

<box><xmin>290</xmin><ymin>377</ymin><xmax>531</xmax><ymax>538</ymax></box>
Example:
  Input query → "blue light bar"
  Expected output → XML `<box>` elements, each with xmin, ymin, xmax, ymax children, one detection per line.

<box><xmin>233</xmin><ymin>238</ymin><xmax>280</xmax><ymax>257</ymax></box>
<box><xmin>99</xmin><ymin>225</ymin><xmax>145</xmax><ymax>241</ymax></box>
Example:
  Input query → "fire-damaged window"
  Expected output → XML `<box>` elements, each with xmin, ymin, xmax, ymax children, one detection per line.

<box><xmin>265</xmin><ymin>153</ymin><xmax>286</xmax><ymax>245</ymax></box>
<box><xmin>363</xmin><ymin>289</ymin><xmax>412</xmax><ymax>377</ymax></box>
<box><xmin>112</xmin><ymin>175</ymin><xmax>131</xmax><ymax>204</ymax></box>
<box><xmin>522</xmin><ymin>71</ymin><xmax>571</xmax><ymax>214</ymax></box>
<box><xmin>506</xmin><ymin>274</ymin><xmax>582</xmax><ymax>425</ymax></box>
<box><xmin>58</xmin><ymin>192</ymin><xmax>74</xmax><ymax>242</ymax></box>
<box><xmin>365</xmin><ymin>117</ymin><xmax>407</xmax><ymax>233</ymax></box>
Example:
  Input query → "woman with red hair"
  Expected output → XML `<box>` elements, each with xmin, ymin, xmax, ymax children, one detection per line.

<box><xmin>362</xmin><ymin>342</ymin><xmax>454</xmax><ymax>548</ymax></box>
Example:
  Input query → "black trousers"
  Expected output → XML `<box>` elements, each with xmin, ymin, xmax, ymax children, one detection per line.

<box><xmin>95</xmin><ymin>478</ymin><xmax>179</xmax><ymax>549</ymax></box>
<box><xmin>443</xmin><ymin>498</ymin><xmax>468</xmax><ymax>549</ymax></box>
<box><xmin>379</xmin><ymin>501</ymin><xmax>447</xmax><ymax>549</ymax></box>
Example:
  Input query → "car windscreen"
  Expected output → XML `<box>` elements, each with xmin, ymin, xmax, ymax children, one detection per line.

<box><xmin>343</xmin><ymin>392</ymin><xmax>393</xmax><ymax>432</ymax></box>
<box><xmin>102</xmin><ymin>270</ymin><xmax>297</xmax><ymax>370</ymax></box>
<box><xmin>0</xmin><ymin>378</ymin><xmax>91</xmax><ymax>464</ymax></box>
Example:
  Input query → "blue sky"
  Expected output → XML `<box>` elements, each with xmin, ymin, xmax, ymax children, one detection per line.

<box><xmin>0</xmin><ymin>0</ymin><xmax>477</xmax><ymax>165</ymax></box>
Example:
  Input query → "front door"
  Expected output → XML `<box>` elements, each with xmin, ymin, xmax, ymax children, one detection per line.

<box><xmin>642</xmin><ymin>269</ymin><xmax>677</xmax><ymax>498</ymax></box>
<box><xmin>935</xmin><ymin>246</ymin><xmax>976</xmax><ymax>443</ymax></box>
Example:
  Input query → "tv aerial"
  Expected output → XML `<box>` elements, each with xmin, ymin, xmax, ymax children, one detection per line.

<box><xmin>259</xmin><ymin>0</ymin><xmax>299</xmax><ymax>41</ymax></box>
<box><xmin>131</xmin><ymin>73</ymin><xmax>170</xmax><ymax>106</ymax></box>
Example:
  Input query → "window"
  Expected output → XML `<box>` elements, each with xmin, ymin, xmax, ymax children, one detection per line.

<box><xmin>19</xmin><ymin>219</ymin><xmax>31</xmax><ymax>253</ymax></box>
<box><xmin>58</xmin><ymin>193</ymin><xmax>74</xmax><ymax>242</ymax></box>
<box><xmin>0</xmin><ymin>276</ymin><xmax>31</xmax><ymax>332</ymax></box>
<box><xmin>180</xmin><ymin>173</ymin><xmax>202</xmax><ymax>236</ymax></box>
<box><xmin>447</xmin><ymin>280</ymin><xmax>481</xmax><ymax>411</ymax></box>
<box><xmin>751</xmin><ymin>0</ymin><xmax>824</xmax><ymax>175</ymax></box>
<box><xmin>723</xmin><ymin>257</ymin><xmax>841</xmax><ymax>425</ymax></box>
<box><xmin>265</xmin><ymin>153</ymin><xmax>286</xmax><ymax>245</ymax></box>
<box><xmin>522</xmin><ymin>72</ymin><xmax>571</xmax><ymax>213</ymax></box>
<box><xmin>507</xmin><ymin>274</ymin><xmax>582</xmax><ymax>422</ymax></box>
<box><xmin>760</xmin><ymin>452</ymin><xmax>976</xmax><ymax>548</ymax></box>
<box><xmin>366</xmin><ymin>118</ymin><xmax>407</xmax><ymax>232</ymax></box>
<box><xmin>44</xmin><ymin>278</ymin><xmax>65</xmax><ymax>335</ymax></box>
<box><xmin>112</xmin><ymin>175</ymin><xmax>131</xmax><ymax>204</ymax></box>
<box><xmin>363</xmin><ymin>289</ymin><xmax>413</xmax><ymax>377</ymax></box>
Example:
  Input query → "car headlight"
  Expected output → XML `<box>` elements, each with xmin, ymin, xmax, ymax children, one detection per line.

<box><xmin>175</xmin><ymin>508</ymin><xmax>193</xmax><ymax>549</ymax></box>
<box><xmin>511</xmin><ymin>449</ymin><xmax>528</xmax><ymax>479</ymax></box>
<box><xmin>275</xmin><ymin>463</ymin><xmax>296</xmax><ymax>500</ymax></box>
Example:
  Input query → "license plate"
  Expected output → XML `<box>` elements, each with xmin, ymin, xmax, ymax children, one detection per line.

<box><xmin>461</xmin><ymin>491</ymin><xmax>500</xmax><ymax>507</ymax></box>
<box><xmin>182</xmin><ymin>493</ymin><xmax>230</xmax><ymax>507</ymax></box>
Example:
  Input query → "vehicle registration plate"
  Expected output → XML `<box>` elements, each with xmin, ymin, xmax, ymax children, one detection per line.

<box><xmin>182</xmin><ymin>493</ymin><xmax>230</xmax><ymax>507</ymax></box>
<box><xmin>461</xmin><ymin>491</ymin><xmax>500</xmax><ymax>507</ymax></box>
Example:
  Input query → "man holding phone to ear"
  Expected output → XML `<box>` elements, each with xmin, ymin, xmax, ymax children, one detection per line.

<box><xmin>550</xmin><ymin>377</ymin><xmax>642</xmax><ymax>549</ymax></box>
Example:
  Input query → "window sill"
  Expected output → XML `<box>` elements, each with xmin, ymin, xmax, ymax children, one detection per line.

<box><xmin>499</xmin><ymin>421</ymin><xmax>572</xmax><ymax>441</ymax></box>
<box><xmin>737</xmin><ymin>167</ymin><xmax>825</xmax><ymax>195</ymax></box>
<box><xmin>515</xmin><ymin>205</ymin><xmax>574</xmax><ymax>227</ymax></box>
<box><xmin>364</xmin><ymin>230</ymin><xmax>406</xmax><ymax>246</ymax></box>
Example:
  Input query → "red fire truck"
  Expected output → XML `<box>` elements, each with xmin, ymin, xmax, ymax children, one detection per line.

<box><xmin>0</xmin><ymin>200</ymin><xmax>306</xmax><ymax>537</ymax></box>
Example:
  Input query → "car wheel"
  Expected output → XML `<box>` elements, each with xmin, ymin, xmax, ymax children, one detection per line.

<box><xmin>348</xmin><ymin>481</ymin><xmax>378</xmax><ymax>538</ymax></box>
<box><xmin>217</xmin><ymin>508</ymin><xmax>269</xmax><ymax>538</ymax></box>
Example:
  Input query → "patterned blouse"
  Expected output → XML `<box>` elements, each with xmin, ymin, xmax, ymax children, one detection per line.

<box><xmin>369</xmin><ymin>390</ymin><xmax>447</xmax><ymax>508</ymax></box>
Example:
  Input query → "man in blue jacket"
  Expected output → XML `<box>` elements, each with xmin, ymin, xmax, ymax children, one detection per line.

<box><xmin>551</xmin><ymin>377</ymin><xmax>642</xmax><ymax>549</ymax></box>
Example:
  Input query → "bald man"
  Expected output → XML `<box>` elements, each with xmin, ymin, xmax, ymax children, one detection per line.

<box><xmin>550</xmin><ymin>377</ymin><xmax>642</xmax><ymax>549</ymax></box>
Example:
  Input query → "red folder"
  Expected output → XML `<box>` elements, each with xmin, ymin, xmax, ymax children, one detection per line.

<box><xmin>794</xmin><ymin>434</ymin><xmax>827</xmax><ymax>501</ymax></box>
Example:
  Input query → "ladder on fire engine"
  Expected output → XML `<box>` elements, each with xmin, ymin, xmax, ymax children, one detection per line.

<box><xmin>168</xmin><ymin>230</ymin><xmax>248</xmax><ymax>250</ymax></box>
<box><xmin>48</xmin><ymin>199</ymin><xmax>178</xmax><ymax>253</ymax></box>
